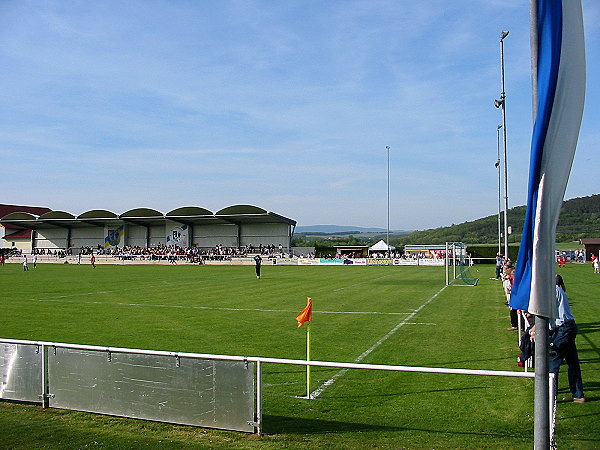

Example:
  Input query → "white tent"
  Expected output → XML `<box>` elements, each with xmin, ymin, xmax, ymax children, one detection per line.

<box><xmin>368</xmin><ymin>239</ymin><xmax>395</xmax><ymax>252</ymax></box>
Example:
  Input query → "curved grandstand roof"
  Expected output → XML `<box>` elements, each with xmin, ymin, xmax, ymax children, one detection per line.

<box><xmin>78</xmin><ymin>210</ymin><xmax>119</xmax><ymax>220</ymax></box>
<box><xmin>166</xmin><ymin>206</ymin><xmax>213</xmax><ymax>217</ymax></box>
<box><xmin>1</xmin><ymin>212</ymin><xmax>38</xmax><ymax>221</ymax></box>
<box><xmin>1</xmin><ymin>205</ymin><xmax>296</xmax><ymax>229</ymax></box>
<box><xmin>0</xmin><ymin>212</ymin><xmax>38</xmax><ymax>229</ymax></box>
<box><xmin>216</xmin><ymin>204</ymin><xmax>296</xmax><ymax>225</ymax></box>
<box><xmin>39</xmin><ymin>211</ymin><xmax>75</xmax><ymax>220</ymax></box>
<box><xmin>216</xmin><ymin>205</ymin><xmax>267</xmax><ymax>215</ymax></box>
<box><xmin>121</xmin><ymin>208</ymin><xmax>163</xmax><ymax>218</ymax></box>
<box><xmin>33</xmin><ymin>211</ymin><xmax>78</xmax><ymax>228</ymax></box>
<box><xmin>77</xmin><ymin>209</ymin><xmax>121</xmax><ymax>228</ymax></box>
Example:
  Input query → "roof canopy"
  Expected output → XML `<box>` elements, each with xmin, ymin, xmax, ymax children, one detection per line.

<box><xmin>166</xmin><ymin>206</ymin><xmax>213</xmax><ymax>217</ymax></box>
<box><xmin>1</xmin><ymin>204</ymin><xmax>296</xmax><ymax>230</ymax></box>
<box><xmin>216</xmin><ymin>205</ymin><xmax>266</xmax><ymax>215</ymax></box>
<box><xmin>78</xmin><ymin>210</ymin><xmax>119</xmax><ymax>220</ymax></box>
<box><xmin>1</xmin><ymin>212</ymin><xmax>37</xmax><ymax>222</ymax></box>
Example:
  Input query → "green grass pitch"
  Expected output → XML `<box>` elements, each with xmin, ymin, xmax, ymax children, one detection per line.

<box><xmin>1</xmin><ymin>262</ymin><xmax>598</xmax><ymax>449</ymax></box>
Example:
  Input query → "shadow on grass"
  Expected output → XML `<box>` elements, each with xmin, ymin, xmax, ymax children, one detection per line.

<box><xmin>323</xmin><ymin>385</ymin><xmax>489</xmax><ymax>400</ymax></box>
<box><xmin>262</xmin><ymin>414</ymin><xmax>526</xmax><ymax>440</ymax></box>
<box><xmin>559</xmin><ymin>410</ymin><xmax>600</xmax><ymax>420</ymax></box>
<box><xmin>433</xmin><ymin>356</ymin><xmax>511</xmax><ymax>366</ymax></box>
<box><xmin>571</xmin><ymin>380</ymin><xmax>600</xmax><ymax>395</ymax></box>
<box><xmin>578</xmin><ymin>323</ymin><xmax>600</xmax><ymax>361</ymax></box>
<box><xmin>577</xmin><ymin>322</ymin><xmax>600</xmax><ymax>335</ymax></box>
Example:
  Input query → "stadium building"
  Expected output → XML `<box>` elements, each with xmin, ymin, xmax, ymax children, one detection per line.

<box><xmin>0</xmin><ymin>204</ymin><xmax>53</xmax><ymax>250</ymax></box>
<box><xmin>0</xmin><ymin>204</ymin><xmax>296</xmax><ymax>252</ymax></box>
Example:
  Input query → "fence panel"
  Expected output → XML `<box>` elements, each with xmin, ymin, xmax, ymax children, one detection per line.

<box><xmin>0</xmin><ymin>342</ymin><xmax>42</xmax><ymax>403</ymax></box>
<box><xmin>46</xmin><ymin>347</ymin><xmax>255</xmax><ymax>432</ymax></box>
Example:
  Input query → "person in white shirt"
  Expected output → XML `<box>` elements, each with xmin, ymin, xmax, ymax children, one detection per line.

<box><xmin>549</xmin><ymin>275</ymin><xmax>585</xmax><ymax>403</ymax></box>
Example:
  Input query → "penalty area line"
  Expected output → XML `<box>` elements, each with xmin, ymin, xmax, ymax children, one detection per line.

<box><xmin>309</xmin><ymin>285</ymin><xmax>448</xmax><ymax>400</ymax></box>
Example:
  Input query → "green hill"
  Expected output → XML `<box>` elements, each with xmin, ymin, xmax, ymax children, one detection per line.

<box><xmin>396</xmin><ymin>193</ymin><xmax>600</xmax><ymax>246</ymax></box>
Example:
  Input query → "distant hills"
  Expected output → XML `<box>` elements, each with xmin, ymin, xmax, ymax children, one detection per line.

<box><xmin>295</xmin><ymin>225</ymin><xmax>411</xmax><ymax>234</ymax></box>
<box><xmin>396</xmin><ymin>193</ymin><xmax>600</xmax><ymax>245</ymax></box>
<box><xmin>295</xmin><ymin>194</ymin><xmax>600</xmax><ymax>245</ymax></box>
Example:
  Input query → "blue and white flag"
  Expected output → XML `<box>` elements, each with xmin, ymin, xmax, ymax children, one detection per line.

<box><xmin>510</xmin><ymin>0</ymin><xmax>585</xmax><ymax>319</ymax></box>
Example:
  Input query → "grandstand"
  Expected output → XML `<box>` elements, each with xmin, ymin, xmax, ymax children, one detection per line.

<box><xmin>0</xmin><ymin>205</ymin><xmax>296</xmax><ymax>253</ymax></box>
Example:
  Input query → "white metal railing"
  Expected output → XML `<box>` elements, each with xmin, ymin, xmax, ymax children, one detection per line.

<box><xmin>1</xmin><ymin>338</ymin><xmax>555</xmax><ymax>440</ymax></box>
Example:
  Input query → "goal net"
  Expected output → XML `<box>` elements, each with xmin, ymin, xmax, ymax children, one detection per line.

<box><xmin>445</xmin><ymin>242</ymin><xmax>479</xmax><ymax>286</ymax></box>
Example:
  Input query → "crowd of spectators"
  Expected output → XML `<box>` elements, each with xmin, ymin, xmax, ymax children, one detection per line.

<box><xmin>10</xmin><ymin>246</ymin><xmax>473</xmax><ymax>263</ymax></box>
<box><xmin>497</xmin><ymin>254</ymin><xmax>520</xmax><ymax>331</ymax></box>
<box><xmin>28</xmin><ymin>244</ymin><xmax>290</xmax><ymax>263</ymax></box>
<box><xmin>32</xmin><ymin>248</ymin><xmax>71</xmax><ymax>257</ymax></box>
<box><xmin>399</xmin><ymin>251</ymin><xmax>448</xmax><ymax>260</ymax></box>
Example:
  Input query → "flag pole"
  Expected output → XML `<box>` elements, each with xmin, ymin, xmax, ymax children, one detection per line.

<box><xmin>529</xmin><ymin>2</ymin><xmax>550</xmax><ymax>448</ymax></box>
<box><xmin>306</xmin><ymin>321</ymin><xmax>311</xmax><ymax>399</ymax></box>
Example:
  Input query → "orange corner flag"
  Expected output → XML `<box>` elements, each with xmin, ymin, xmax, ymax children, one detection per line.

<box><xmin>296</xmin><ymin>297</ymin><xmax>313</xmax><ymax>327</ymax></box>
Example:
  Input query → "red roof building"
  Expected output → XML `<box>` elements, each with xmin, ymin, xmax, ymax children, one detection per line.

<box><xmin>580</xmin><ymin>238</ymin><xmax>600</xmax><ymax>261</ymax></box>
<box><xmin>0</xmin><ymin>204</ymin><xmax>52</xmax><ymax>248</ymax></box>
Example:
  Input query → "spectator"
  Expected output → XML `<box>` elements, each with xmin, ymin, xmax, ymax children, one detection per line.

<box><xmin>495</xmin><ymin>253</ymin><xmax>504</xmax><ymax>279</ymax></box>
<box><xmin>503</xmin><ymin>266</ymin><xmax>517</xmax><ymax>331</ymax></box>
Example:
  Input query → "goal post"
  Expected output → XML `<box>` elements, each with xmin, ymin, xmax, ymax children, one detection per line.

<box><xmin>445</xmin><ymin>242</ymin><xmax>479</xmax><ymax>286</ymax></box>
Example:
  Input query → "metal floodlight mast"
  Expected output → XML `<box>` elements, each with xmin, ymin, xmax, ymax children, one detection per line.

<box><xmin>386</xmin><ymin>146</ymin><xmax>391</xmax><ymax>257</ymax></box>
<box><xmin>496</xmin><ymin>125</ymin><xmax>503</xmax><ymax>254</ymax></box>
<box><xmin>496</xmin><ymin>29</ymin><xmax>510</xmax><ymax>259</ymax></box>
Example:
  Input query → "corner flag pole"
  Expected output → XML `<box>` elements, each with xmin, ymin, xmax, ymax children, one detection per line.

<box><xmin>295</xmin><ymin>297</ymin><xmax>313</xmax><ymax>399</ymax></box>
<box><xmin>306</xmin><ymin>321</ymin><xmax>311</xmax><ymax>399</ymax></box>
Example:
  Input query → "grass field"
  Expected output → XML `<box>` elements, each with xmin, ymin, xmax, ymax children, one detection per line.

<box><xmin>1</xmin><ymin>262</ymin><xmax>598</xmax><ymax>449</ymax></box>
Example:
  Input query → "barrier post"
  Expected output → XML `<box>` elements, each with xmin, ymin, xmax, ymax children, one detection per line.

<box><xmin>549</xmin><ymin>372</ymin><xmax>556</xmax><ymax>448</ymax></box>
<box><xmin>40</xmin><ymin>344</ymin><xmax>49</xmax><ymax>408</ymax></box>
<box><xmin>255</xmin><ymin>360</ymin><xmax>262</xmax><ymax>435</ymax></box>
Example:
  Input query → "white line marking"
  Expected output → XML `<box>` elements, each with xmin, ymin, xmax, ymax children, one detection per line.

<box><xmin>25</xmin><ymin>297</ymin><xmax>413</xmax><ymax>316</ymax></box>
<box><xmin>318</xmin><ymin>310</ymin><xmax>410</xmax><ymax>315</ymax></box>
<box><xmin>309</xmin><ymin>285</ymin><xmax>448</xmax><ymax>399</ymax></box>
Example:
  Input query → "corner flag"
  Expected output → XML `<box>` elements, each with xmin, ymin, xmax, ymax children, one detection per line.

<box><xmin>510</xmin><ymin>0</ymin><xmax>585</xmax><ymax>318</ymax></box>
<box><xmin>296</xmin><ymin>297</ymin><xmax>312</xmax><ymax>327</ymax></box>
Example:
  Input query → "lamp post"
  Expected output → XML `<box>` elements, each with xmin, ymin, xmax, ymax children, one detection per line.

<box><xmin>496</xmin><ymin>124</ymin><xmax>503</xmax><ymax>255</ymax></box>
<box><xmin>495</xmin><ymin>29</ymin><xmax>510</xmax><ymax>259</ymax></box>
<box><xmin>386</xmin><ymin>146</ymin><xmax>390</xmax><ymax>257</ymax></box>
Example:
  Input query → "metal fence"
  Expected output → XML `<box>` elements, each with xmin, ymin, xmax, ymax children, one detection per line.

<box><xmin>1</xmin><ymin>339</ymin><xmax>256</xmax><ymax>433</ymax></box>
<box><xmin>1</xmin><ymin>338</ymin><xmax>554</xmax><ymax>440</ymax></box>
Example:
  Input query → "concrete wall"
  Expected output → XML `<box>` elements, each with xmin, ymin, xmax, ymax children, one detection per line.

<box><xmin>125</xmin><ymin>224</ymin><xmax>148</xmax><ymax>247</ymax></box>
<box><xmin>193</xmin><ymin>224</ymin><xmax>238</xmax><ymax>248</ymax></box>
<box><xmin>35</xmin><ymin>228</ymin><xmax>68</xmax><ymax>249</ymax></box>
<box><xmin>71</xmin><ymin>226</ymin><xmax>105</xmax><ymax>248</ymax></box>
<box><xmin>239</xmin><ymin>223</ymin><xmax>289</xmax><ymax>248</ymax></box>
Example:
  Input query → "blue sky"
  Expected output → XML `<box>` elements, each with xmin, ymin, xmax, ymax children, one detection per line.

<box><xmin>1</xmin><ymin>1</ymin><xmax>598</xmax><ymax>230</ymax></box>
